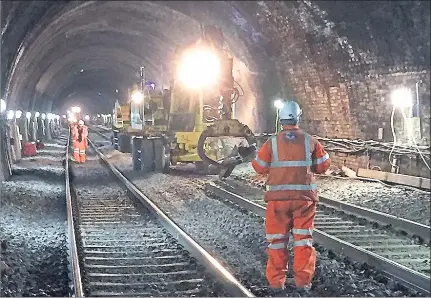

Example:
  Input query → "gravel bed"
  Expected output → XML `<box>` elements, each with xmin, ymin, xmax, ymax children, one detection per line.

<box><xmin>231</xmin><ymin>162</ymin><xmax>431</xmax><ymax>226</ymax></box>
<box><xmin>70</xmin><ymin>141</ymin><xmax>228</xmax><ymax>297</ymax></box>
<box><xmin>93</xmin><ymin>144</ymin><xmax>419</xmax><ymax>296</ymax></box>
<box><xmin>0</xmin><ymin>135</ymin><xmax>70</xmax><ymax>297</ymax></box>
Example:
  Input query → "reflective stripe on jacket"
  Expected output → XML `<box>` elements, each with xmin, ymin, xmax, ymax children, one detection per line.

<box><xmin>251</xmin><ymin>125</ymin><xmax>331</xmax><ymax>202</ymax></box>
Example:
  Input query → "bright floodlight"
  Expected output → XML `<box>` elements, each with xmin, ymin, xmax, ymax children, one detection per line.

<box><xmin>26</xmin><ymin>112</ymin><xmax>31</xmax><ymax>119</ymax></box>
<box><xmin>391</xmin><ymin>87</ymin><xmax>413</xmax><ymax>108</ymax></box>
<box><xmin>41</xmin><ymin>113</ymin><xmax>46</xmax><ymax>120</ymax></box>
<box><xmin>35</xmin><ymin>112</ymin><xmax>40</xmax><ymax>118</ymax></box>
<box><xmin>274</xmin><ymin>99</ymin><xmax>284</xmax><ymax>110</ymax></box>
<box><xmin>7</xmin><ymin>110</ymin><xmax>14</xmax><ymax>120</ymax></box>
<box><xmin>0</xmin><ymin>99</ymin><xmax>6</xmax><ymax>113</ymax></box>
<box><xmin>71</xmin><ymin>106</ymin><xmax>81</xmax><ymax>113</ymax></box>
<box><xmin>15</xmin><ymin>110</ymin><xmax>22</xmax><ymax>119</ymax></box>
<box><xmin>55</xmin><ymin>115</ymin><xmax>60</xmax><ymax>120</ymax></box>
<box><xmin>47</xmin><ymin>113</ymin><xmax>54</xmax><ymax>120</ymax></box>
<box><xmin>131</xmin><ymin>90</ymin><xmax>143</xmax><ymax>103</ymax></box>
<box><xmin>177</xmin><ymin>46</ymin><xmax>221</xmax><ymax>89</ymax></box>
<box><xmin>62</xmin><ymin>114</ymin><xmax>66</xmax><ymax>118</ymax></box>
<box><xmin>84</xmin><ymin>115</ymin><xmax>90</xmax><ymax>121</ymax></box>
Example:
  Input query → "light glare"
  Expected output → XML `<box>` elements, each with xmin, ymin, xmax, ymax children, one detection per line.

<box><xmin>7</xmin><ymin>110</ymin><xmax>14</xmax><ymax>120</ymax></box>
<box><xmin>177</xmin><ymin>47</ymin><xmax>220</xmax><ymax>89</ymax></box>
<box><xmin>15</xmin><ymin>110</ymin><xmax>22</xmax><ymax>119</ymax></box>
<box><xmin>391</xmin><ymin>88</ymin><xmax>413</xmax><ymax>108</ymax></box>
<box><xmin>131</xmin><ymin>90</ymin><xmax>143</xmax><ymax>103</ymax></box>
<box><xmin>26</xmin><ymin>112</ymin><xmax>31</xmax><ymax>119</ymax></box>
<box><xmin>274</xmin><ymin>100</ymin><xmax>284</xmax><ymax>110</ymax></box>
<box><xmin>0</xmin><ymin>99</ymin><xmax>6</xmax><ymax>113</ymax></box>
<box><xmin>71</xmin><ymin>106</ymin><xmax>81</xmax><ymax>113</ymax></box>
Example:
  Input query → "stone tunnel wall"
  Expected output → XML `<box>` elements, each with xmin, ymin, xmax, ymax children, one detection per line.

<box><xmin>252</xmin><ymin>1</ymin><xmax>430</xmax><ymax>178</ymax></box>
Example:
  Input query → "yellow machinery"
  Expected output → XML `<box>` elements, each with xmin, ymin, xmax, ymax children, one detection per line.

<box><xmin>112</xmin><ymin>26</ymin><xmax>257</xmax><ymax>177</ymax></box>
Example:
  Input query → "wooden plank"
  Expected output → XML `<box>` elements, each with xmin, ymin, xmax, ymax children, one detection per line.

<box><xmin>357</xmin><ymin>168</ymin><xmax>430</xmax><ymax>190</ymax></box>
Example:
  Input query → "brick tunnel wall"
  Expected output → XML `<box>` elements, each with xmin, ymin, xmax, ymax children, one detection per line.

<box><xmin>253</xmin><ymin>1</ymin><xmax>430</xmax><ymax>178</ymax></box>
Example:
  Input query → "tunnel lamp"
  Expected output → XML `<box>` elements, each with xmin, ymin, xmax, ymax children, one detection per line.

<box><xmin>84</xmin><ymin>115</ymin><xmax>90</xmax><ymax>121</ymax></box>
<box><xmin>47</xmin><ymin>113</ymin><xmax>54</xmax><ymax>120</ymax></box>
<box><xmin>131</xmin><ymin>90</ymin><xmax>144</xmax><ymax>103</ymax></box>
<box><xmin>15</xmin><ymin>110</ymin><xmax>22</xmax><ymax>119</ymax></box>
<box><xmin>56</xmin><ymin>115</ymin><xmax>60</xmax><ymax>120</ymax></box>
<box><xmin>7</xmin><ymin>110</ymin><xmax>14</xmax><ymax>120</ymax></box>
<box><xmin>115</xmin><ymin>89</ymin><xmax>119</xmax><ymax>93</ymax></box>
<box><xmin>391</xmin><ymin>87</ymin><xmax>413</xmax><ymax>108</ymax></box>
<box><xmin>177</xmin><ymin>46</ymin><xmax>221</xmax><ymax>89</ymax></box>
<box><xmin>97</xmin><ymin>114</ymin><xmax>101</xmax><ymax>117</ymax></box>
<box><xmin>41</xmin><ymin>113</ymin><xmax>46</xmax><ymax>120</ymax></box>
<box><xmin>0</xmin><ymin>99</ymin><xmax>6</xmax><ymax>113</ymax></box>
<box><xmin>35</xmin><ymin>112</ymin><xmax>40</xmax><ymax>118</ymax></box>
<box><xmin>26</xmin><ymin>112</ymin><xmax>32</xmax><ymax>119</ymax></box>
<box><xmin>274</xmin><ymin>100</ymin><xmax>284</xmax><ymax>110</ymax></box>
<box><xmin>62</xmin><ymin>115</ymin><xmax>66</xmax><ymax>118</ymax></box>
<box><xmin>71</xmin><ymin>106</ymin><xmax>81</xmax><ymax>113</ymax></box>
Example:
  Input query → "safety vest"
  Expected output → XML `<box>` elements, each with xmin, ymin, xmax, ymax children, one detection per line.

<box><xmin>72</xmin><ymin>125</ymin><xmax>88</xmax><ymax>143</ymax></box>
<box><xmin>261</xmin><ymin>129</ymin><xmax>318</xmax><ymax>202</ymax></box>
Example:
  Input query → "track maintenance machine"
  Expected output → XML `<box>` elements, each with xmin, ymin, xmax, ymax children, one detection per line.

<box><xmin>112</xmin><ymin>26</ymin><xmax>257</xmax><ymax>178</ymax></box>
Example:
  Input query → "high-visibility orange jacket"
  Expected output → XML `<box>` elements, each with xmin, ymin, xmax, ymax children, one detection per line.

<box><xmin>252</xmin><ymin>125</ymin><xmax>330</xmax><ymax>202</ymax></box>
<box><xmin>72</xmin><ymin>125</ymin><xmax>88</xmax><ymax>147</ymax></box>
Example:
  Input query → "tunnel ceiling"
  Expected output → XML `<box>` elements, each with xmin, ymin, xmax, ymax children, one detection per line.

<box><xmin>1</xmin><ymin>0</ymin><xmax>271</xmax><ymax>113</ymax></box>
<box><xmin>1</xmin><ymin>1</ymin><xmax>430</xmax><ymax>130</ymax></box>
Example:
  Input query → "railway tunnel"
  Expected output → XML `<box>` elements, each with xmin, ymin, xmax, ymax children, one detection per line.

<box><xmin>1</xmin><ymin>1</ymin><xmax>430</xmax><ymax>297</ymax></box>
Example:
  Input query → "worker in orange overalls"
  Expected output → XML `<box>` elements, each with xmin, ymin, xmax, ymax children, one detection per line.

<box><xmin>72</xmin><ymin>120</ymin><xmax>88</xmax><ymax>163</ymax></box>
<box><xmin>252</xmin><ymin>100</ymin><xmax>331</xmax><ymax>294</ymax></box>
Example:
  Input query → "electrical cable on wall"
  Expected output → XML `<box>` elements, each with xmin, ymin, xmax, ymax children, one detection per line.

<box><xmin>388</xmin><ymin>106</ymin><xmax>398</xmax><ymax>169</ymax></box>
<box><xmin>400</xmin><ymin>108</ymin><xmax>431</xmax><ymax>170</ymax></box>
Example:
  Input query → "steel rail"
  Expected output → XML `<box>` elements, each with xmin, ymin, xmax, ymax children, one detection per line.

<box><xmin>88</xmin><ymin>126</ymin><xmax>110</xmax><ymax>141</ymax></box>
<box><xmin>87</xmin><ymin>138</ymin><xmax>254</xmax><ymax>297</ymax></box>
<box><xmin>205</xmin><ymin>182</ymin><xmax>431</xmax><ymax>296</ymax></box>
<box><xmin>65</xmin><ymin>128</ymin><xmax>84</xmax><ymax>297</ymax></box>
<box><xmin>318</xmin><ymin>195</ymin><xmax>431</xmax><ymax>242</ymax></box>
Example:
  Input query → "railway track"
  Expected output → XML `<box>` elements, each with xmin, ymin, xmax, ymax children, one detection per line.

<box><xmin>86</xmin><ymin>125</ymin><xmax>431</xmax><ymax>295</ymax></box>
<box><xmin>65</xmin><ymin>131</ymin><xmax>254</xmax><ymax>297</ymax></box>
<box><xmin>204</xmin><ymin>180</ymin><xmax>431</xmax><ymax>296</ymax></box>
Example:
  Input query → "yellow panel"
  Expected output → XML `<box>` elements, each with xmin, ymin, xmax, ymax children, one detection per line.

<box><xmin>175</xmin><ymin>132</ymin><xmax>202</xmax><ymax>144</ymax></box>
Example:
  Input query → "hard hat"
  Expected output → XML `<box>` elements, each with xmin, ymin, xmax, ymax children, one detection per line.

<box><xmin>78</xmin><ymin>120</ymin><xmax>84</xmax><ymax>125</ymax></box>
<box><xmin>279</xmin><ymin>100</ymin><xmax>302</xmax><ymax>123</ymax></box>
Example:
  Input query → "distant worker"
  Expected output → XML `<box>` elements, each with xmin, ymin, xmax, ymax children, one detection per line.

<box><xmin>252</xmin><ymin>100</ymin><xmax>331</xmax><ymax>294</ymax></box>
<box><xmin>72</xmin><ymin>120</ymin><xmax>88</xmax><ymax>163</ymax></box>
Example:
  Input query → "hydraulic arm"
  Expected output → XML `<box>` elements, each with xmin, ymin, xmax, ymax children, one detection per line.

<box><xmin>194</xmin><ymin>26</ymin><xmax>257</xmax><ymax>178</ymax></box>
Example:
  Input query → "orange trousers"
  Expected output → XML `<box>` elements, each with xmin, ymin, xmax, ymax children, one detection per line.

<box><xmin>265</xmin><ymin>200</ymin><xmax>316</xmax><ymax>289</ymax></box>
<box><xmin>73</xmin><ymin>140</ymin><xmax>87</xmax><ymax>163</ymax></box>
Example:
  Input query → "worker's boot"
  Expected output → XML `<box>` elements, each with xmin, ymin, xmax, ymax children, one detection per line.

<box><xmin>296</xmin><ymin>284</ymin><xmax>312</xmax><ymax>294</ymax></box>
<box><xmin>270</xmin><ymin>286</ymin><xmax>286</xmax><ymax>297</ymax></box>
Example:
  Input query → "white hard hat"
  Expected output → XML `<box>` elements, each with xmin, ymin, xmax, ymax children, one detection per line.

<box><xmin>78</xmin><ymin>120</ymin><xmax>84</xmax><ymax>125</ymax></box>
<box><xmin>279</xmin><ymin>100</ymin><xmax>302</xmax><ymax>122</ymax></box>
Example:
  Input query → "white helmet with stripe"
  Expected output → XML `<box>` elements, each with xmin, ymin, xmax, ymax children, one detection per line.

<box><xmin>279</xmin><ymin>100</ymin><xmax>302</xmax><ymax>124</ymax></box>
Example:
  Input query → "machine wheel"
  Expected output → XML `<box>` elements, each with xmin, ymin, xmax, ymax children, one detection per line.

<box><xmin>141</xmin><ymin>138</ymin><xmax>155</xmax><ymax>172</ymax></box>
<box><xmin>153</xmin><ymin>138</ymin><xmax>164</xmax><ymax>172</ymax></box>
<box><xmin>132</xmin><ymin>137</ymin><xmax>143</xmax><ymax>171</ymax></box>
<box><xmin>118</xmin><ymin>134</ymin><xmax>132</xmax><ymax>153</ymax></box>
<box><xmin>162</xmin><ymin>151</ymin><xmax>171</xmax><ymax>174</ymax></box>
<box><xmin>153</xmin><ymin>138</ymin><xmax>171</xmax><ymax>173</ymax></box>
<box><xmin>113</xmin><ymin>131</ymin><xmax>119</xmax><ymax>149</ymax></box>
